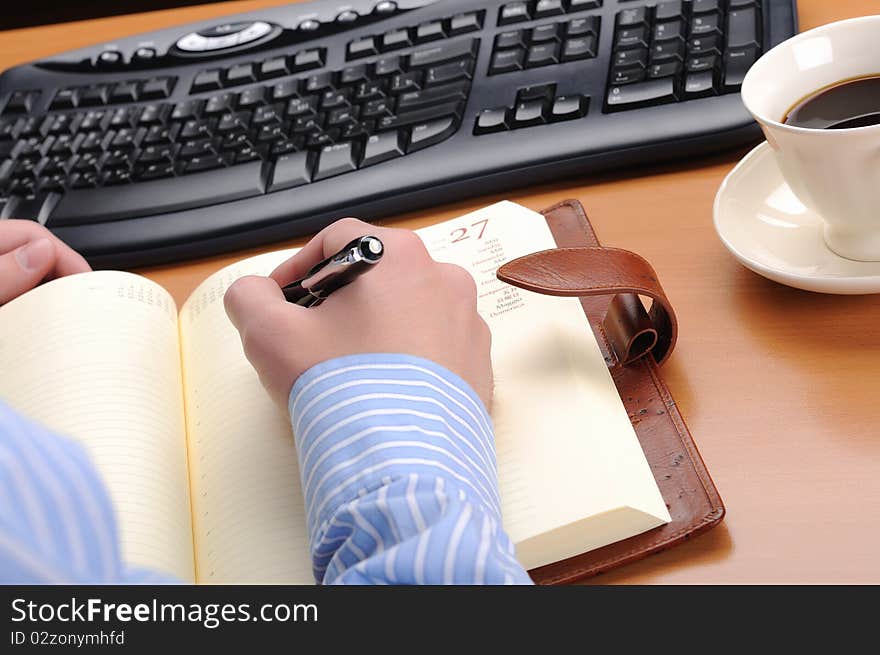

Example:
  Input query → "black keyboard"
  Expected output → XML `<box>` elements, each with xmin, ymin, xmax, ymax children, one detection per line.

<box><xmin>0</xmin><ymin>0</ymin><xmax>797</xmax><ymax>267</ymax></box>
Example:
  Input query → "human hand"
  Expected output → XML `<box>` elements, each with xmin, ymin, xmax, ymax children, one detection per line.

<box><xmin>224</xmin><ymin>218</ymin><xmax>492</xmax><ymax>411</ymax></box>
<box><xmin>0</xmin><ymin>220</ymin><xmax>91</xmax><ymax>305</ymax></box>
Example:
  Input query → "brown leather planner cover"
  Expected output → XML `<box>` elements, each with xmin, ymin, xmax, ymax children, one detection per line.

<box><xmin>498</xmin><ymin>199</ymin><xmax>725</xmax><ymax>584</ymax></box>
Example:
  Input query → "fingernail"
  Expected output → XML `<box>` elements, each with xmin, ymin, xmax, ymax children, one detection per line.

<box><xmin>15</xmin><ymin>238</ymin><xmax>53</xmax><ymax>272</ymax></box>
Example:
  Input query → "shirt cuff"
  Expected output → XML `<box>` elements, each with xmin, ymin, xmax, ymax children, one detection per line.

<box><xmin>288</xmin><ymin>353</ymin><xmax>498</xmax><ymax>540</ymax></box>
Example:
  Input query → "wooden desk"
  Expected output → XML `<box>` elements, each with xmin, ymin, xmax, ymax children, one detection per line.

<box><xmin>4</xmin><ymin>1</ymin><xmax>878</xmax><ymax>583</ymax></box>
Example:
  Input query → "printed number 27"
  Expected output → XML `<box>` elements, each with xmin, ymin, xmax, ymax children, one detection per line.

<box><xmin>451</xmin><ymin>219</ymin><xmax>489</xmax><ymax>243</ymax></box>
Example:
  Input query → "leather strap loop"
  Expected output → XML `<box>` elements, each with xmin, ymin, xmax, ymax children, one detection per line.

<box><xmin>497</xmin><ymin>246</ymin><xmax>678</xmax><ymax>366</ymax></box>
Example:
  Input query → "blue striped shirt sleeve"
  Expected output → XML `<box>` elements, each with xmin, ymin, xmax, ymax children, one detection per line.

<box><xmin>289</xmin><ymin>354</ymin><xmax>532</xmax><ymax>585</ymax></box>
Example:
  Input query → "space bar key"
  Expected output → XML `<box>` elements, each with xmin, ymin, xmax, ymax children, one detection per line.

<box><xmin>49</xmin><ymin>162</ymin><xmax>265</xmax><ymax>226</ymax></box>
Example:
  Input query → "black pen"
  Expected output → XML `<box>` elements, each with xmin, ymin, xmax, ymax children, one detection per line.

<box><xmin>282</xmin><ymin>235</ymin><xmax>384</xmax><ymax>307</ymax></box>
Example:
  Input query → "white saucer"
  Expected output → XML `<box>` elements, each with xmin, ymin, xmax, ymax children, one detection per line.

<box><xmin>713</xmin><ymin>141</ymin><xmax>880</xmax><ymax>295</ymax></box>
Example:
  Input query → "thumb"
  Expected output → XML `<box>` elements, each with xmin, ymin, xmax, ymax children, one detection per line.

<box><xmin>0</xmin><ymin>238</ymin><xmax>55</xmax><ymax>305</ymax></box>
<box><xmin>224</xmin><ymin>274</ymin><xmax>296</xmax><ymax>332</ymax></box>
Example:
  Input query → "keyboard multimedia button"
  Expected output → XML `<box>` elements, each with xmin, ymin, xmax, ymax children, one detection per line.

<box><xmin>649</xmin><ymin>61</ymin><xmax>682</xmax><ymax>78</ymax></box>
<box><xmin>692</xmin><ymin>0</ymin><xmax>722</xmax><ymax>13</ymax></box>
<box><xmin>382</xmin><ymin>29</ymin><xmax>412</xmax><ymax>51</ymax></box>
<box><xmin>336</xmin><ymin>11</ymin><xmax>359</xmax><ymax>24</ymax></box>
<box><xmin>362</xmin><ymin>130</ymin><xmax>405</xmax><ymax>166</ymax></box>
<box><xmin>615</xmin><ymin>27</ymin><xmax>649</xmax><ymax>50</ymax></box>
<box><xmin>654</xmin><ymin>20</ymin><xmax>685</xmax><ymax>42</ymax></box>
<box><xmin>78</xmin><ymin>86</ymin><xmax>109</xmax><ymax>106</ymax></box>
<box><xmin>611</xmin><ymin>68</ymin><xmax>644</xmax><ymax>85</ymax></box>
<box><xmin>110</xmin><ymin>82</ymin><xmax>139</xmax><ymax>103</ymax></box>
<box><xmin>688</xmin><ymin>35</ymin><xmax>721</xmax><ymax>55</ymax></box>
<box><xmin>617</xmin><ymin>7</ymin><xmax>648</xmax><ymax>27</ymax></box>
<box><xmin>474</xmin><ymin>107</ymin><xmax>508</xmax><ymax>134</ymax></box>
<box><xmin>408</xmin><ymin>116</ymin><xmax>456</xmax><ymax>152</ymax></box>
<box><xmin>690</xmin><ymin>13</ymin><xmax>722</xmax><ymax>37</ymax></box>
<box><xmin>50</xmin><ymin>88</ymin><xmax>78</xmax><ymax>110</ymax></box>
<box><xmin>298</xmin><ymin>19</ymin><xmax>321</xmax><ymax>32</ymax></box>
<box><xmin>490</xmin><ymin>48</ymin><xmax>524</xmax><ymax>74</ymax></box>
<box><xmin>374</xmin><ymin>1</ymin><xmax>398</xmax><ymax>14</ymax></box>
<box><xmin>235</xmin><ymin>21</ymin><xmax>273</xmax><ymax>45</ymax></box>
<box><xmin>499</xmin><ymin>3</ymin><xmax>530</xmax><ymax>26</ymax></box>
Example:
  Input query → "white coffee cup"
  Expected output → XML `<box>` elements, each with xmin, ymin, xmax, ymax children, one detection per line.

<box><xmin>741</xmin><ymin>15</ymin><xmax>880</xmax><ymax>262</ymax></box>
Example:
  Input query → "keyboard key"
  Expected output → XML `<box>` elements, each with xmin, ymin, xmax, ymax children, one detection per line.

<box><xmin>684</xmin><ymin>71</ymin><xmax>716</xmax><ymax>97</ymax></box>
<box><xmin>526</xmin><ymin>43</ymin><xmax>560</xmax><ymax>67</ymax></box>
<box><xmin>286</xmin><ymin>96</ymin><xmax>318</xmax><ymax>117</ymax></box>
<box><xmin>110</xmin><ymin>81</ymin><xmax>139</xmax><ymax>103</ymax></box>
<box><xmin>615</xmin><ymin>27</ymin><xmax>649</xmax><ymax>50</ymax></box>
<box><xmin>562</xmin><ymin>36</ymin><xmax>597</xmax><ymax>61</ymax></box>
<box><xmin>305</xmin><ymin>73</ymin><xmax>334</xmax><ymax>93</ymax></box>
<box><xmin>348</xmin><ymin>37</ymin><xmax>378</xmax><ymax>59</ymax></box>
<box><xmin>449</xmin><ymin>12</ymin><xmax>483</xmax><ymax>36</ymax></box>
<box><xmin>192</xmin><ymin>69</ymin><xmax>223</xmax><ymax>93</ymax></box>
<box><xmin>727</xmin><ymin>7</ymin><xmax>760</xmax><ymax>48</ymax></box>
<box><xmin>611</xmin><ymin>68</ymin><xmax>645</xmax><ymax>85</ymax></box>
<box><xmin>416</xmin><ymin>21</ymin><xmax>446</xmax><ymax>43</ymax></box>
<box><xmin>614</xmin><ymin>49</ymin><xmax>647</xmax><ymax>69</ymax></box>
<box><xmin>375</xmin><ymin>55</ymin><xmax>403</xmax><ymax>76</ymax></box>
<box><xmin>397</xmin><ymin>81</ymin><xmax>469</xmax><ymax>111</ymax></box>
<box><xmin>340</xmin><ymin>64</ymin><xmax>369</xmax><ymax>85</ymax></box>
<box><xmin>513</xmin><ymin>99</ymin><xmax>545</xmax><ymax>127</ymax></box>
<box><xmin>362</xmin><ymin>98</ymin><xmax>393</xmax><ymax>118</ymax></box>
<box><xmin>490</xmin><ymin>48</ymin><xmax>525</xmax><ymax>74</ymax></box>
<box><xmin>567</xmin><ymin>17</ymin><xmax>599</xmax><ymax>37</ymax></box>
<box><xmin>408</xmin><ymin>116</ymin><xmax>457</xmax><ymax>152</ymax></box>
<box><xmin>534</xmin><ymin>0</ymin><xmax>564</xmax><ymax>18</ymax></box>
<box><xmin>531</xmin><ymin>24</ymin><xmax>560</xmax><ymax>43</ymax></box>
<box><xmin>499</xmin><ymin>2</ymin><xmax>530</xmax><ymax>25</ymax></box>
<box><xmin>654</xmin><ymin>0</ymin><xmax>683</xmax><ymax>21</ymax></box>
<box><xmin>550</xmin><ymin>95</ymin><xmax>590</xmax><ymax>121</ymax></box>
<box><xmin>654</xmin><ymin>20</ymin><xmax>685</xmax><ymax>43</ymax></box>
<box><xmin>692</xmin><ymin>0</ymin><xmax>721</xmax><ymax>14</ymax></box>
<box><xmin>410</xmin><ymin>38</ymin><xmax>478</xmax><ymax>68</ymax></box>
<box><xmin>474</xmin><ymin>107</ymin><xmax>508</xmax><ymax>134</ymax></box>
<box><xmin>649</xmin><ymin>61</ymin><xmax>682</xmax><ymax>78</ymax></box>
<box><xmin>315</xmin><ymin>142</ymin><xmax>359</xmax><ymax>180</ymax></box>
<box><xmin>141</xmin><ymin>77</ymin><xmax>175</xmax><ymax>100</ymax></box>
<box><xmin>724</xmin><ymin>46</ymin><xmax>759</xmax><ymax>89</ymax></box>
<box><xmin>377</xmin><ymin>101</ymin><xmax>462</xmax><ymax>129</ymax></box>
<box><xmin>291</xmin><ymin>49</ymin><xmax>325</xmax><ymax>72</ymax></box>
<box><xmin>362</xmin><ymin>130</ymin><xmax>406</xmax><ymax>166</ymax></box>
<box><xmin>427</xmin><ymin>60</ymin><xmax>473</xmax><ymax>86</ymax></box>
<box><xmin>690</xmin><ymin>13</ymin><xmax>722</xmax><ymax>37</ymax></box>
<box><xmin>269</xmin><ymin>151</ymin><xmax>314</xmax><ymax>190</ymax></box>
<box><xmin>3</xmin><ymin>90</ymin><xmax>39</xmax><ymax>115</ymax></box>
<box><xmin>355</xmin><ymin>81</ymin><xmax>385</xmax><ymax>101</ymax></box>
<box><xmin>226</xmin><ymin>63</ymin><xmax>257</xmax><ymax>86</ymax></box>
<box><xmin>382</xmin><ymin>29</ymin><xmax>412</xmax><ymax>51</ymax></box>
<box><xmin>606</xmin><ymin>78</ymin><xmax>676</xmax><ymax>110</ymax></box>
<box><xmin>79</xmin><ymin>86</ymin><xmax>109</xmax><ymax>106</ymax></box>
<box><xmin>390</xmin><ymin>72</ymin><xmax>422</xmax><ymax>94</ymax></box>
<box><xmin>271</xmin><ymin>79</ymin><xmax>300</xmax><ymax>101</ymax></box>
<box><xmin>50</xmin><ymin>88</ymin><xmax>78</xmax><ymax>110</ymax></box>
<box><xmin>51</xmin><ymin>161</ymin><xmax>265</xmax><ymax>225</ymax></box>
<box><xmin>567</xmin><ymin>0</ymin><xmax>602</xmax><ymax>10</ymax></box>
<box><xmin>496</xmin><ymin>31</ymin><xmax>524</xmax><ymax>49</ymax></box>
<box><xmin>183</xmin><ymin>154</ymin><xmax>226</xmax><ymax>173</ymax></box>
<box><xmin>259</xmin><ymin>57</ymin><xmax>289</xmax><ymax>79</ymax></box>
<box><xmin>688</xmin><ymin>35</ymin><xmax>721</xmax><ymax>55</ymax></box>
<box><xmin>687</xmin><ymin>55</ymin><xmax>717</xmax><ymax>72</ymax></box>
<box><xmin>651</xmin><ymin>40</ymin><xmax>684</xmax><ymax>62</ymax></box>
<box><xmin>204</xmin><ymin>93</ymin><xmax>234</xmax><ymax>114</ymax></box>
<box><xmin>617</xmin><ymin>7</ymin><xmax>648</xmax><ymax>27</ymax></box>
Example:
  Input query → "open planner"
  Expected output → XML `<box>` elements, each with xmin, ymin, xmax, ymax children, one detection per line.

<box><xmin>0</xmin><ymin>201</ymin><xmax>676</xmax><ymax>583</ymax></box>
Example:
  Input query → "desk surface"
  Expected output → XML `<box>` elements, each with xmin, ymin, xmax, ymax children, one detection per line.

<box><xmin>4</xmin><ymin>0</ymin><xmax>879</xmax><ymax>584</ymax></box>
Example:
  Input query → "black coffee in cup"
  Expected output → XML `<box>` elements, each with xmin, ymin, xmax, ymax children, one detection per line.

<box><xmin>783</xmin><ymin>74</ymin><xmax>880</xmax><ymax>129</ymax></box>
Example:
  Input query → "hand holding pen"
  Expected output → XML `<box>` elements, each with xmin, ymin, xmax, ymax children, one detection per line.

<box><xmin>223</xmin><ymin>218</ymin><xmax>492</xmax><ymax>411</ymax></box>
